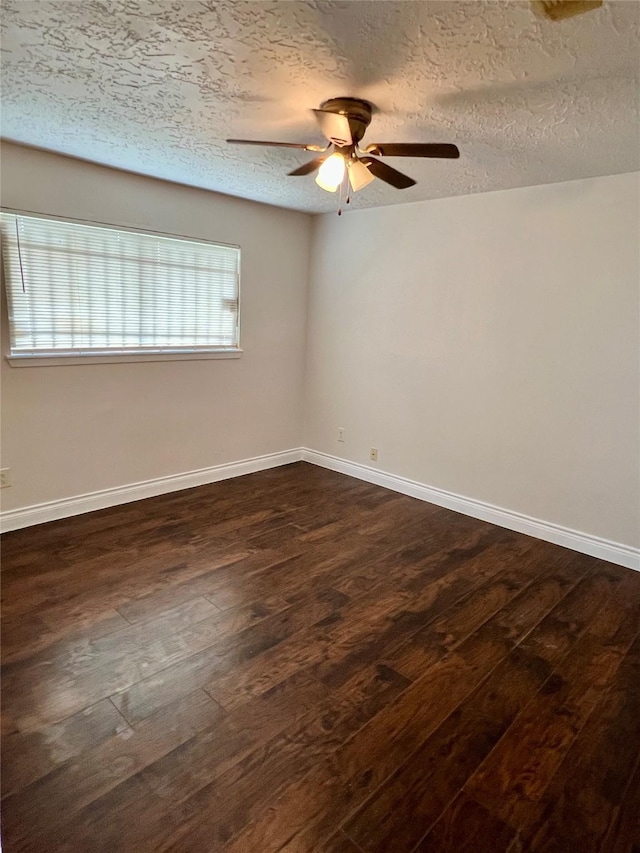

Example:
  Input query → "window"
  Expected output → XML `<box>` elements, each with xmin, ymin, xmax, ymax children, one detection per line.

<box><xmin>0</xmin><ymin>212</ymin><xmax>241</xmax><ymax>364</ymax></box>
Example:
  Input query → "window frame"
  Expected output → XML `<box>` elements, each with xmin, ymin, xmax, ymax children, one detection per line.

<box><xmin>1</xmin><ymin>208</ymin><xmax>243</xmax><ymax>367</ymax></box>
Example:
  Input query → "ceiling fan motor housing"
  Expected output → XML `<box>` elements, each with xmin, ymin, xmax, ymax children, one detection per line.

<box><xmin>320</xmin><ymin>97</ymin><xmax>373</xmax><ymax>146</ymax></box>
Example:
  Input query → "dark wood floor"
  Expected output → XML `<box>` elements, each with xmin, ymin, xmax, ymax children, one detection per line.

<box><xmin>1</xmin><ymin>462</ymin><xmax>639</xmax><ymax>852</ymax></box>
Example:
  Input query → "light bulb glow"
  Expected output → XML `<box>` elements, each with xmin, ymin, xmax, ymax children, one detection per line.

<box><xmin>315</xmin><ymin>153</ymin><xmax>346</xmax><ymax>192</ymax></box>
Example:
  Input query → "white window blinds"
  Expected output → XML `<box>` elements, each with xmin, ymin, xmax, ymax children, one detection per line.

<box><xmin>0</xmin><ymin>212</ymin><xmax>240</xmax><ymax>357</ymax></box>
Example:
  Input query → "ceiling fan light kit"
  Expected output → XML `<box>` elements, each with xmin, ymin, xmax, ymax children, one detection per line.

<box><xmin>226</xmin><ymin>97</ymin><xmax>460</xmax><ymax>210</ymax></box>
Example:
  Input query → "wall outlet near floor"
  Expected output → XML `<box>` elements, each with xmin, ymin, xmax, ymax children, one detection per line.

<box><xmin>337</xmin><ymin>427</ymin><xmax>345</xmax><ymax>442</ymax></box>
<box><xmin>0</xmin><ymin>468</ymin><xmax>12</xmax><ymax>488</ymax></box>
<box><xmin>369</xmin><ymin>448</ymin><xmax>378</xmax><ymax>462</ymax></box>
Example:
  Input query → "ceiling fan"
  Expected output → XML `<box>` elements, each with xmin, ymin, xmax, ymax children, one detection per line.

<box><xmin>227</xmin><ymin>97</ymin><xmax>460</xmax><ymax>195</ymax></box>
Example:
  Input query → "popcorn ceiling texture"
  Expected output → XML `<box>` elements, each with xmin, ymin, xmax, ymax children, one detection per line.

<box><xmin>1</xmin><ymin>0</ymin><xmax>638</xmax><ymax>213</ymax></box>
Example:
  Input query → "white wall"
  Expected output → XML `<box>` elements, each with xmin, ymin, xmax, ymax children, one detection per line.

<box><xmin>0</xmin><ymin>143</ymin><xmax>311</xmax><ymax>511</ymax></box>
<box><xmin>304</xmin><ymin>173</ymin><xmax>640</xmax><ymax>549</ymax></box>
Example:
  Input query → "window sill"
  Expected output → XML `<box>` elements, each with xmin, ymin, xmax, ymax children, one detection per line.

<box><xmin>6</xmin><ymin>349</ymin><xmax>243</xmax><ymax>367</ymax></box>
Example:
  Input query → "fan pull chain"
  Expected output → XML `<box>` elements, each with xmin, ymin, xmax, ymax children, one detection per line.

<box><xmin>337</xmin><ymin>169</ymin><xmax>350</xmax><ymax>216</ymax></box>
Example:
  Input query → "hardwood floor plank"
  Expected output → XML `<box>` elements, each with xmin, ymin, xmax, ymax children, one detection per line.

<box><xmin>33</xmin><ymin>665</ymin><xmax>408</xmax><ymax>853</ymax></box>
<box><xmin>33</xmin><ymin>672</ymin><xmax>329</xmax><ymax>853</ymax></box>
<box><xmin>464</xmin><ymin>569</ymin><xmax>640</xmax><ymax>831</ymax></box>
<box><xmin>223</xmin><ymin>566</ymin><xmax>590</xmax><ymax>852</ymax></box>
<box><xmin>110</xmin><ymin>589</ymin><xmax>342</xmax><ymax>725</ymax></box>
<box><xmin>1</xmin><ymin>698</ymin><xmax>129</xmax><ymax>797</ymax></box>
<box><xmin>1</xmin><ymin>609</ymin><xmax>132</xmax><ymax>666</ymax></box>
<box><xmin>339</xmin><ymin>553</ymin><xmax>615</xmax><ymax>851</ymax></box>
<box><xmin>2</xmin><ymin>540</ymin><xmax>250</xmax><ymax>628</ymax></box>
<box><xmin>321</xmin><ymin>831</ymin><xmax>366</xmax><ymax>853</ymax></box>
<box><xmin>386</xmin><ymin>547</ymin><xmax>591</xmax><ymax>683</ymax></box>
<box><xmin>318</xmin><ymin>539</ymin><xmax>581</xmax><ymax>691</ymax></box>
<box><xmin>140</xmin><ymin>671</ymin><xmax>330</xmax><ymax>805</ymax></box>
<box><xmin>205</xmin><ymin>533</ymin><xmax>530</xmax><ymax>710</ymax></box>
<box><xmin>111</xmin><ymin>548</ymin><xmax>297</xmax><ymax>616</ymax></box>
<box><xmin>34</xmin><ymin>773</ymin><xmax>171</xmax><ymax>853</ymax></box>
<box><xmin>115</xmin><ymin>594</ymin><xmax>219</xmax><ymax>630</ymax></box>
<box><xmin>1</xmin><ymin>690</ymin><xmax>224</xmax><ymax>850</ymax></box>
<box><xmin>341</xmin><ymin>589</ymin><xmax>600</xmax><ymax>851</ymax></box>
<box><xmin>227</xmin><ymin>558</ymin><xmax>622</xmax><ymax>852</ymax></box>
<box><xmin>413</xmin><ymin>791</ymin><xmax>519</xmax><ymax>852</ymax></box>
<box><xmin>155</xmin><ymin>663</ymin><xmax>412</xmax><ymax>851</ymax></box>
<box><xmin>3</xmin><ymin>585</ymin><xmax>342</xmax><ymax>731</ymax></box>
<box><xmin>602</xmin><ymin>752</ymin><xmax>640</xmax><ymax>853</ymax></box>
<box><xmin>2</xmin><ymin>610</ymin><xmax>214</xmax><ymax>730</ymax></box>
<box><xmin>513</xmin><ymin>635</ymin><xmax>640</xmax><ymax>851</ymax></box>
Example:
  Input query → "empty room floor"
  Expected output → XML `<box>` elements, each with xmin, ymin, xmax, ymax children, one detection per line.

<box><xmin>1</xmin><ymin>462</ymin><xmax>639</xmax><ymax>852</ymax></box>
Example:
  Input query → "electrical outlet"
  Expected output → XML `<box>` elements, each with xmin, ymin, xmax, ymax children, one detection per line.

<box><xmin>338</xmin><ymin>427</ymin><xmax>345</xmax><ymax>442</ymax></box>
<box><xmin>369</xmin><ymin>448</ymin><xmax>378</xmax><ymax>462</ymax></box>
<box><xmin>0</xmin><ymin>468</ymin><xmax>12</xmax><ymax>488</ymax></box>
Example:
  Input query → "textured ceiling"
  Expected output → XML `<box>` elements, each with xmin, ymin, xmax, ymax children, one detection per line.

<box><xmin>1</xmin><ymin>0</ymin><xmax>639</xmax><ymax>213</ymax></box>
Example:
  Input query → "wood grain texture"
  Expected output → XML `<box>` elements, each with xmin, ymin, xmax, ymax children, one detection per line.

<box><xmin>1</xmin><ymin>462</ymin><xmax>639</xmax><ymax>852</ymax></box>
<box><xmin>518</xmin><ymin>635</ymin><xmax>640</xmax><ymax>851</ymax></box>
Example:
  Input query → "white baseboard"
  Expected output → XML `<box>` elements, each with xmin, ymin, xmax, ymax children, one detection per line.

<box><xmin>3</xmin><ymin>446</ymin><xmax>638</xmax><ymax>573</ymax></box>
<box><xmin>0</xmin><ymin>449</ymin><xmax>303</xmax><ymax>533</ymax></box>
<box><xmin>301</xmin><ymin>449</ymin><xmax>640</xmax><ymax>572</ymax></box>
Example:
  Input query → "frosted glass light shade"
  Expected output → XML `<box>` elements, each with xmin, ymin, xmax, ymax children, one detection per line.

<box><xmin>348</xmin><ymin>159</ymin><xmax>375</xmax><ymax>192</ymax></box>
<box><xmin>315</xmin><ymin>153</ymin><xmax>346</xmax><ymax>192</ymax></box>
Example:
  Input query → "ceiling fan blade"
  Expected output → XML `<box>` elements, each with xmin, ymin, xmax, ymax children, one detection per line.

<box><xmin>360</xmin><ymin>157</ymin><xmax>416</xmax><ymax>189</ymax></box>
<box><xmin>288</xmin><ymin>155</ymin><xmax>330</xmax><ymax>177</ymax></box>
<box><xmin>531</xmin><ymin>0</ymin><xmax>602</xmax><ymax>20</ymax></box>
<box><xmin>365</xmin><ymin>143</ymin><xmax>460</xmax><ymax>159</ymax></box>
<box><xmin>312</xmin><ymin>110</ymin><xmax>353</xmax><ymax>147</ymax></box>
<box><xmin>226</xmin><ymin>139</ymin><xmax>326</xmax><ymax>151</ymax></box>
<box><xmin>347</xmin><ymin>159</ymin><xmax>375</xmax><ymax>192</ymax></box>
